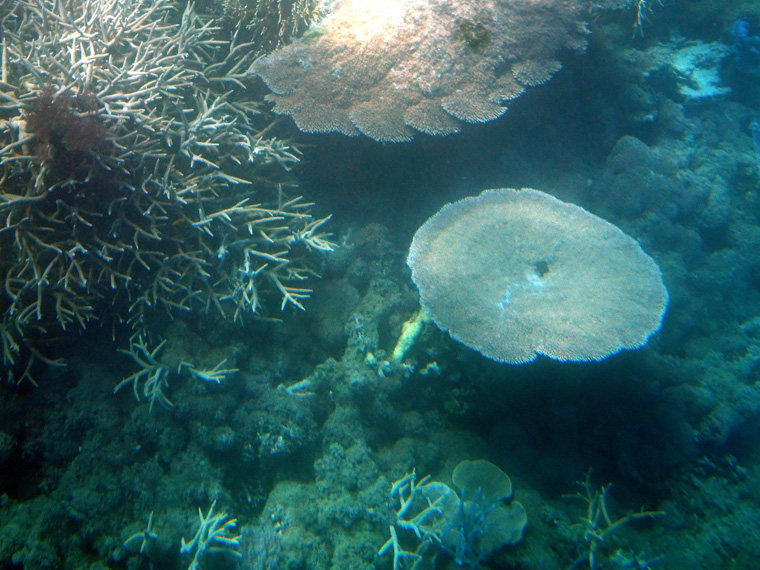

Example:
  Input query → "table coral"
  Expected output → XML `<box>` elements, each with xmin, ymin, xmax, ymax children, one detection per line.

<box><xmin>407</xmin><ymin>188</ymin><xmax>668</xmax><ymax>363</ymax></box>
<box><xmin>252</xmin><ymin>0</ymin><xmax>598</xmax><ymax>141</ymax></box>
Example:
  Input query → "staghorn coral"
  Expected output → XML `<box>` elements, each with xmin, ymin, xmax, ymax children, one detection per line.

<box><xmin>180</xmin><ymin>501</ymin><xmax>242</xmax><ymax>570</ymax></box>
<box><xmin>251</xmin><ymin>0</ymin><xmax>604</xmax><ymax>142</ymax></box>
<box><xmin>407</xmin><ymin>188</ymin><xmax>668</xmax><ymax>364</ymax></box>
<box><xmin>561</xmin><ymin>470</ymin><xmax>665</xmax><ymax>569</ymax></box>
<box><xmin>0</xmin><ymin>0</ymin><xmax>333</xmax><ymax>382</ymax></box>
<box><xmin>221</xmin><ymin>0</ymin><xmax>330</xmax><ymax>55</ymax></box>
<box><xmin>379</xmin><ymin>461</ymin><xmax>527</xmax><ymax>569</ymax></box>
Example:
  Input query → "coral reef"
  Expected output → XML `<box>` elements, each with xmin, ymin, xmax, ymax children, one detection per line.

<box><xmin>0</xmin><ymin>0</ymin><xmax>333</xmax><ymax>381</ymax></box>
<box><xmin>4</xmin><ymin>3</ymin><xmax>760</xmax><ymax>570</ymax></box>
<box><xmin>0</xmin><ymin>207</ymin><xmax>758</xmax><ymax>570</ymax></box>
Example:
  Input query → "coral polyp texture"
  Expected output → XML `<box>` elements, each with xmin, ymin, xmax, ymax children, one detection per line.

<box><xmin>407</xmin><ymin>188</ymin><xmax>668</xmax><ymax>363</ymax></box>
<box><xmin>0</xmin><ymin>0</ymin><xmax>333</xmax><ymax>381</ymax></box>
<box><xmin>251</xmin><ymin>0</ymin><xmax>596</xmax><ymax>142</ymax></box>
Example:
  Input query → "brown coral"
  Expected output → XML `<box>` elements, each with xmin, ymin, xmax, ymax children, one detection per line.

<box><xmin>24</xmin><ymin>88</ymin><xmax>108</xmax><ymax>169</ymax></box>
<box><xmin>251</xmin><ymin>0</ymin><xmax>594</xmax><ymax>141</ymax></box>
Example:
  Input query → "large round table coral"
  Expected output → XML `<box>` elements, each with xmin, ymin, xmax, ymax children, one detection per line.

<box><xmin>407</xmin><ymin>188</ymin><xmax>669</xmax><ymax>363</ymax></box>
<box><xmin>251</xmin><ymin>0</ymin><xmax>595</xmax><ymax>141</ymax></box>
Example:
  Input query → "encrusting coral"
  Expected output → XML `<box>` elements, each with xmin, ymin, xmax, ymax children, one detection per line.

<box><xmin>251</xmin><ymin>0</ymin><xmax>623</xmax><ymax>142</ymax></box>
<box><xmin>0</xmin><ymin>0</ymin><xmax>334</xmax><ymax>382</ymax></box>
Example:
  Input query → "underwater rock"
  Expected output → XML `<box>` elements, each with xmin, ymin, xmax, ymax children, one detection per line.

<box><xmin>672</xmin><ymin>42</ymin><xmax>733</xmax><ymax>99</ymax></box>
<box><xmin>627</xmin><ymin>39</ymin><xmax>732</xmax><ymax>100</ymax></box>
<box><xmin>751</xmin><ymin>120</ymin><xmax>760</xmax><ymax>170</ymax></box>
<box><xmin>731</xmin><ymin>19</ymin><xmax>760</xmax><ymax>75</ymax></box>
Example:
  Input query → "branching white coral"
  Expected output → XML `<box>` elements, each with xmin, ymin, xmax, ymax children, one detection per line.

<box><xmin>0</xmin><ymin>0</ymin><xmax>334</xmax><ymax>381</ymax></box>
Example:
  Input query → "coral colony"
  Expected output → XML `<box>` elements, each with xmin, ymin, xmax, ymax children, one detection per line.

<box><xmin>407</xmin><ymin>188</ymin><xmax>668</xmax><ymax>363</ymax></box>
<box><xmin>379</xmin><ymin>461</ymin><xmax>527</xmax><ymax>570</ymax></box>
<box><xmin>252</xmin><ymin>0</ymin><xmax>593</xmax><ymax>141</ymax></box>
<box><xmin>0</xmin><ymin>0</ymin><xmax>334</xmax><ymax>383</ymax></box>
